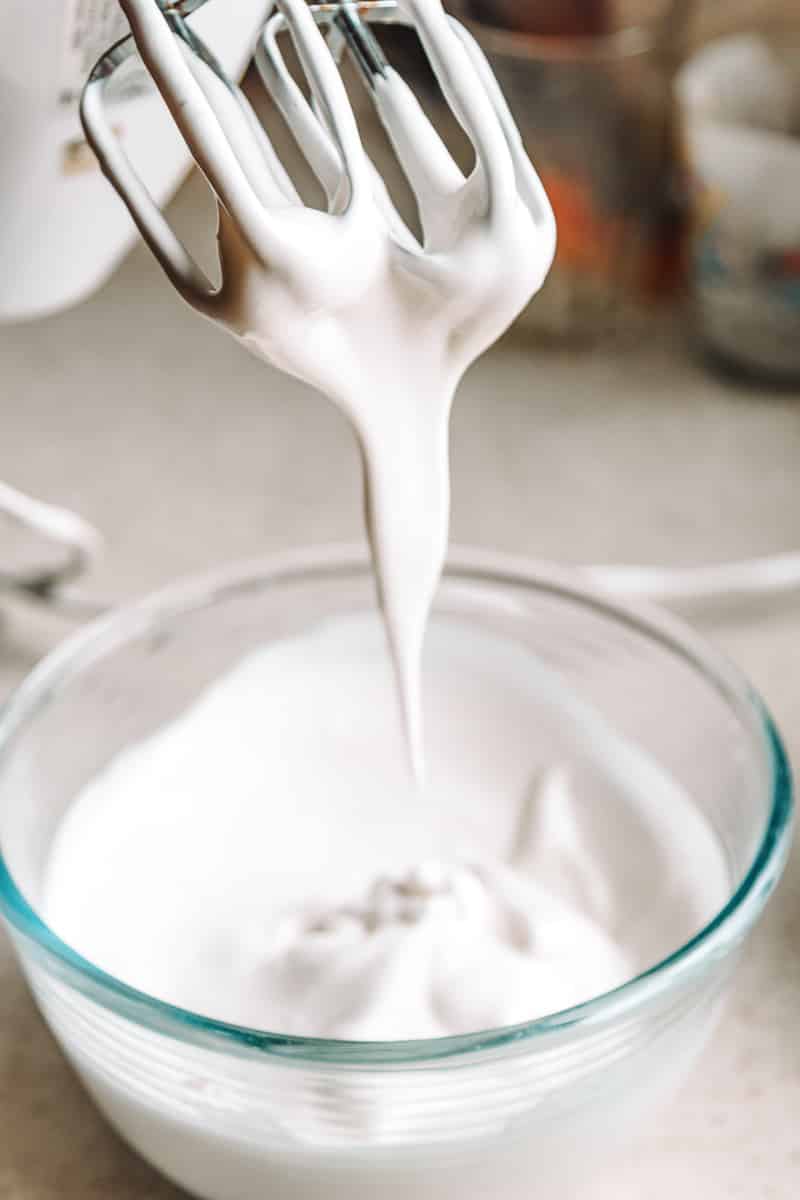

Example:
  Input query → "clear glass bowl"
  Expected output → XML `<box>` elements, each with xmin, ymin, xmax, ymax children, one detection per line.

<box><xmin>0</xmin><ymin>548</ymin><xmax>792</xmax><ymax>1200</ymax></box>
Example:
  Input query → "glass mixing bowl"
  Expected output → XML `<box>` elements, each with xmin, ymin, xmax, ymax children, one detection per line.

<box><xmin>0</xmin><ymin>548</ymin><xmax>792</xmax><ymax>1200</ymax></box>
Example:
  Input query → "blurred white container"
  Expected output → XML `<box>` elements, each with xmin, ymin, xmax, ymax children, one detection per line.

<box><xmin>678</xmin><ymin>29</ymin><xmax>800</xmax><ymax>381</ymax></box>
<box><xmin>0</xmin><ymin>0</ymin><xmax>266</xmax><ymax>323</ymax></box>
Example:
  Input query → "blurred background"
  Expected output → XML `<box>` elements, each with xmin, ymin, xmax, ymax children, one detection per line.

<box><xmin>1</xmin><ymin>1</ymin><xmax>799</xmax><ymax>1197</ymax></box>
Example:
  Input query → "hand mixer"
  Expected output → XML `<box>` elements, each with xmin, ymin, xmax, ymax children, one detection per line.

<box><xmin>3</xmin><ymin>0</ymin><xmax>799</xmax><ymax>624</ymax></box>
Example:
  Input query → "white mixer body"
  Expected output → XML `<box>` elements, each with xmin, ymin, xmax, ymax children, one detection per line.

<box><xmin>0</xmin><ymin>0</ymin><xmax>266</xmax><ymax>323</ymax></box>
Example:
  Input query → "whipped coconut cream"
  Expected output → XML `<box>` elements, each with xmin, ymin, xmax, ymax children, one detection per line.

<box><xmin>43</xmin><ymin>616</ymin><xmax>729</xmax><ymax>1040</ymax></box>
<box><xmin>227</xmin><ymin>851</ymin><xmax>630</xmax><ymax>1040</ymax></box>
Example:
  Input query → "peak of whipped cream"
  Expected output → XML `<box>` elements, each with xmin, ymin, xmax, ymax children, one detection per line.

<box><xmin>242</xmin><ymin>773</ymin><xmax>631</xmax><ymax>1041</ymax></box>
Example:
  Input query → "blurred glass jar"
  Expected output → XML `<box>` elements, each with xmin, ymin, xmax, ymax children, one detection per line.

<box><xmin>445</xmin><ymin>1</ymin><xmax>691</xmax><ymax>344</ymax></box>
<box><xmin>677</xmin><ymin>2</ymin><xmax>800</xmax><ymax>383</ymax></box>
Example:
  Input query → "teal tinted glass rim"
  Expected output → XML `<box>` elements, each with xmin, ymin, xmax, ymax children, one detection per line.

<box><xmin>0</xmin><ymin>547</ymin><xmax>793</xmax><ymax>1065</ymax></box>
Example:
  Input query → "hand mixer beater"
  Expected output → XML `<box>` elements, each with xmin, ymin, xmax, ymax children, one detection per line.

<box><xmin>81</xmin><ymin>0</ymin><xmax>556</xmax><ymax>319</ymax></box>
<box><xmin>80</xmin><ymin>0</ymin><xmax>556</xmax><ymax>773</ymax></box>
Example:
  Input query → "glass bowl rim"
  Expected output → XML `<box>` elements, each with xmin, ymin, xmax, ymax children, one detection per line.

<box><xmin>0</xmin><ymin>545</ymin><xmax>793</xmax><ymax>1065</ymax></box>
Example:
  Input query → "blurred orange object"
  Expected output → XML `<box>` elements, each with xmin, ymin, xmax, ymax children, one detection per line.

<box><xmin>539</xmin><ymin>168</ymin><xmax>620</xmax><ymax>276</ymax></box>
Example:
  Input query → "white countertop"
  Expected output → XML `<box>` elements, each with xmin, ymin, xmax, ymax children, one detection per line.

<box><xmin>1</xmin><ymin>174</ymin><xmax>799</xmax><ymax>1198</ymax></box>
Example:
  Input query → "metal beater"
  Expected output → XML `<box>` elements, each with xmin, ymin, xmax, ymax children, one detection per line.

<box><xmin>79</xmin><ymin>0</ymin><xmax>556</xmax><ymax>317</ymax></box>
